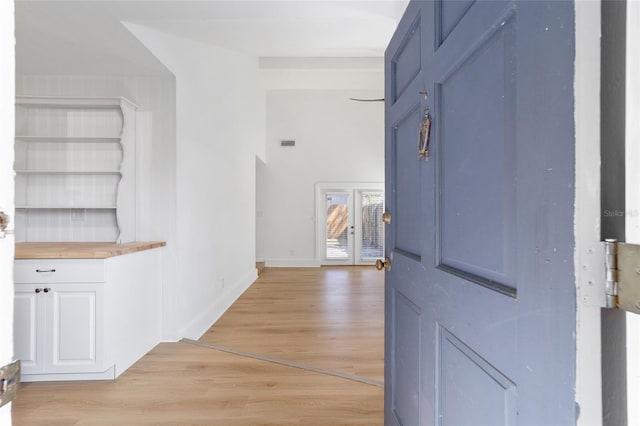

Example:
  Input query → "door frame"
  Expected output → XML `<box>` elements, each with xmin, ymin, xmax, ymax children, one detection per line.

<box><xmin>574</xmin><ymin>1</ymin><xmax>604</xmax><ymax>424</ymax></box>
<box><xmin>0</xmin><ymin>0</ymin><xmax>15</xmax><ymax>422</ymax></box>
<box><xmin>576</xmin><ymin>2</ymin><xmax>640</xmax><ymax>424</ymax></box>
<box><xmin>314</xmin><ymin>182</ymin><xmax>384</xmax><ymax>266</ymax></box>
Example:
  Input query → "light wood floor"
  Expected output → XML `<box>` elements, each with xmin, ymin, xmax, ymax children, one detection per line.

<box><xmin>12</xmin><ymin>266</ymin><xmax>385</xmax><ymax>425</ymax></box>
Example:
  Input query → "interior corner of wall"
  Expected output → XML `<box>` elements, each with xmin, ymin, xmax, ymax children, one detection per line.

<box><xmin>177</xmin><ymin>268</ymin><xmax>257</xmax><ymax>340</ymax></box>
<box><xmin>120</xmin><ymin>21</ymin><xmax>177</xmax><ymax>76</ymax></box>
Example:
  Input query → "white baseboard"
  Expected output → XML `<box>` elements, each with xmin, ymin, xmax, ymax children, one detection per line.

<box><xmin>265</xmin><ymin>258</ymin><xmax>321</xmax><ymax>267</ymax></box>
<box><xmin>21</xmin><ymin>365</ymin><xmax>116</xmax><ymax>382</ymax></box>
<box><xmin>179</xmin><ymin>268</ymin><xmax>258</xmax><ymax>340</ymax></box>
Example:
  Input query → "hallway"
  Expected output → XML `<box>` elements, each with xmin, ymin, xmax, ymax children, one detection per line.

<box><xmin>12</xmin><ymin>267</ymin><xmax>384</xmax><ymax>425</ymax></box>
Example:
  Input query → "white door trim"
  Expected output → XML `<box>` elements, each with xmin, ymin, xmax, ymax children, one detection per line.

<box><xmin>574</xmin><ymin>1</ymin><xmax>604</xmax><ymax>425</ymax></box>
<box><xmin>626</xmin><ymin>2</ymin><xmax>640</xmax><ymax>424</ymax></box>
<box><xmin>0</xmin><ymin>0</ymin><xmax>15</xmax><ymax>421</ymax></box>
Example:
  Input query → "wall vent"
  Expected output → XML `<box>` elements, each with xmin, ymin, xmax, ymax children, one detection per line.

<box><xmin>281</xmin><ymin>140</ymin><xmax>296</xmax><ymax>147</ymax></box>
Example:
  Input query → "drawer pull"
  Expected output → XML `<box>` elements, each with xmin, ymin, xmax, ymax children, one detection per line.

<box><xmin>35</xmin><ymin>269</ymin><xmax>56</xmax><ymax>273</ymax></box>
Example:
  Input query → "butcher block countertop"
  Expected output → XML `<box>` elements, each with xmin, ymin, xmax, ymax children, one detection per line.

<box><xmin>15</xmin><ymin>241</ymin><xmax>166</xmax><ymax>259</ymax></box>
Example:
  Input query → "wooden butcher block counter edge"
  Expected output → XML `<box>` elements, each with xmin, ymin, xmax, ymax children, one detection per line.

<box><xmin>15</xmin><ymin>241</ymin><xmax>166</xmax><ymax>259</ymax></box>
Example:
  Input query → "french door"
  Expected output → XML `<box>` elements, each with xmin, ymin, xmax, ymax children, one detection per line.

<box><xmin>316</xmin><ymin>183</ymin><xmax>384</xmax><ymax>266</ymax></box>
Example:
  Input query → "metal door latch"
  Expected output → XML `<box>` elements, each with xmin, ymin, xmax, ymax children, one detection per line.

<box><xmin>604</xmin><ymin>239</ymin><xmax>640</xmax><ymax>314</ymax></box>
<box><xmin>382</xmin><ymin>210</ymin><xmax>392</xmax><ymax>224</ymax></box>
<box><xmin>0</xmin><ymin>360</ymin><xmax>20</xmax><ymax>408</ymax></box>
<box><xmin>418</xmin><ymin>107</ymin><xmax>432</xmax><ymax>160</ymax></box>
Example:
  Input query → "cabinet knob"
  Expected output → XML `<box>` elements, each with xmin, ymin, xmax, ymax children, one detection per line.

<box><xmin>35</xmin><ymin>288</ymin><xmax>42</xmax><ymax>293</ymax></box>
<box><xmin>43</xmin><ymin>288</ymin><xmax>50</xmax><ymax>293</ymax></box>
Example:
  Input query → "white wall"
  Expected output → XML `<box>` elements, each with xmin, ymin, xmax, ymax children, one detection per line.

<box><xmin>257</xmin><ymin>87</ymin><xmax>384</xmax><ymax>266</ymax></box>
<box><xmin>126</xmin><ymin>24</ymin><xmax>264</xmax><ymax>339</ymax></box>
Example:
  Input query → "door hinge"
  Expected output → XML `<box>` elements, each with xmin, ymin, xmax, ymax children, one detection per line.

<box><xmin>604</xmin><ymin>239</ymin><xmax>640</xmax><ymax>314</ymax></box>
<box><xmin>0</xmin><ymin>360</ymin><xmax>20</xmax><ymax>408</ymax></box>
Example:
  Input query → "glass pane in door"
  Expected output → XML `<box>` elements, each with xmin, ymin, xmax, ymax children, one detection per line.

<box><xmin>326</xmin><ymin>193</ymin><xmax>350</xmax><ymax>259</ymax></box>
<box><xmin>361</xmin><ymin>192</ymin><xmax>384</xmax><ymax>260</ymax></box>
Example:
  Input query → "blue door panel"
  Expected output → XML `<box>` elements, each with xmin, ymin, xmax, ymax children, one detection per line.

<box><xmin>391</xmin><ymin>289</ymin><xmax>422</xmax><ymax>426</ymax></box>
<box><xmin>436</xmin><ymin>0</ymin><xmax>476</xmax><ymax>46</ymax></box>
<box><xmin>385</xmin><ymin>1</ymin><xmax>577</xmax><ymax>424</ymax></box>
<box><xmin>438</xmin><ymin>327</ymin><xmax>516</xmax><ymax>426</ymax></box>
<box><xmin>390</xmin><ymin>15</ymin><xmax>423</xmax><ymax>104</ymax></box>
<box><xmin>393</xmin><ymin>105</ymin><xmax>423</xmax><ymax>258</ymax></box>
<box><xmin>436</xmin><ymin>15</ymin><xmax>517</xmax><ymax>293</ymax></box>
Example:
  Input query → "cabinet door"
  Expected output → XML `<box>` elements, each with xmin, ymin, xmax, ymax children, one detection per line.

<box><xmin>44</xmin><ymin>283</ymin><xmax>105</xmax><ymax>373</ymax></box>
<box><xmin>13</xmin><ymin>284</ymin><xmax>46</xmax><ymax>374</ymax></box>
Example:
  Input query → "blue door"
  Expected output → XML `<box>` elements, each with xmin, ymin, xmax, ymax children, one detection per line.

<box><xmin>384</xmin><ymin>1</ymin><xmax>576</xmax><ymax>424</ymax></box>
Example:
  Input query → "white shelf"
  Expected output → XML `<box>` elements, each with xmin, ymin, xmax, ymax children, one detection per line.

<box><xmin>16</xmin><ymin>96</ymin><xmax>138</xmax><ymax>109</ymax></box>
<box><xmin>16</xmin><ymin>206</ymin><xmax>117</xmax><ymax>210</ymax></box>
<box><xmin>15</xmin><ymin>95</ymin><xmax>137</xmax><ymax>243</ymax></box>
<box><xmin>15</xmin><ymin>136</ymin><xmax>121</xmax><ymax>144</ymax></box>
<box><xmin>16</xmin><ymin>170</ymin><xmax>121</xmax><ymax>175</ymax></box>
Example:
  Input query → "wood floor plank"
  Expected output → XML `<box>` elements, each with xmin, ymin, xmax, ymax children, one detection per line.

<box><xmin>199</xmin><ymin>267</ymin><xmax>384</xmax><ymax>381</ymax></box>
<box><xmin>12</xmin><ymin>267</ymin><xmax>385</xmax><ymax>425</ymax></box>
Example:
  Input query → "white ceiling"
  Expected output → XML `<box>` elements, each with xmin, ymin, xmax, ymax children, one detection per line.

<box><xmin>16</xmin><ymin>0</ymin><xmax>409</xmax><ymax>76</ymax></box>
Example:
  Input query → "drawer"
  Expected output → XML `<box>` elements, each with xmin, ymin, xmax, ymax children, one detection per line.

<box><xmin>14</xmin><ymin>259</ymin><xmax>105</xmax><ymax>284</ymax></box>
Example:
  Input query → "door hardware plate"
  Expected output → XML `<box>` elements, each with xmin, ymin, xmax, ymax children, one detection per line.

<box><xmin>617</xmin><ymin>242</ymin><xmax>640</xmax><ymax>314</ymax></box>
<box><xmin>418</xmin><ymin>107</ymin><xmax>432</xmax><ymax>160</ymax></box>
<box><xmin>0</xmin><ymin>211</ymin><xmax>9</xmax><ymax>239</ymax></box>
<box><xmin>604</xmin><ymin>240</ymin><xmax>640</xmax><ymax>314</ymax></box>
<box><xmin>0</xmin><ymin>360</ymin><xmax>20</xmax><ymax>408</ymax></box>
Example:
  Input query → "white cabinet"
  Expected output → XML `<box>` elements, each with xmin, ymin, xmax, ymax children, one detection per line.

<box><xmin>47</xmin><ymin>283</ymin><xmax>104</xmax><ymax>374</ymax></box>
<box><xmin>13</xmin><ymin>285</ymin><xmax>45</xmax><ymax>374</ymax></box>
<box><xmin>13</xmin><ymin>247</ymin><xmax>163</xmax><ymax>382</ymax></box>
<box><xmin>14</xmin><ymin>282</ymin><xmax>105</xmax><ymax>376</ymax></box>
<box><xmin>14</xmin><ymin>96</ymin><xmax>137</xmax><ymax>243</ymax></box>
<box><xmin>14</xmin><ymin>260</ymin><xmax>106</xmax><ymax>380</ymax></box>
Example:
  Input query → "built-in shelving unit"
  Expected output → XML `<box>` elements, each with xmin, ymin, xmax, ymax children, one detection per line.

<box><xmin>14</xmin><ymin>136</ymin><xmax>122</xmax><ymax>143</ymax></box>
<box><xmin>15</xmin><ymin>96</ymin><xmax>137</xmax><ymax>243</ymax></box>
<box><xmin>15</xmin><ymin>170</ymin><xmax>122</xmax><ymax>175</ymax></box>
<box><xmin>14</xmin><ymin>205</ymin><xmax>118</xmax><ymax>209</ymax></box>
